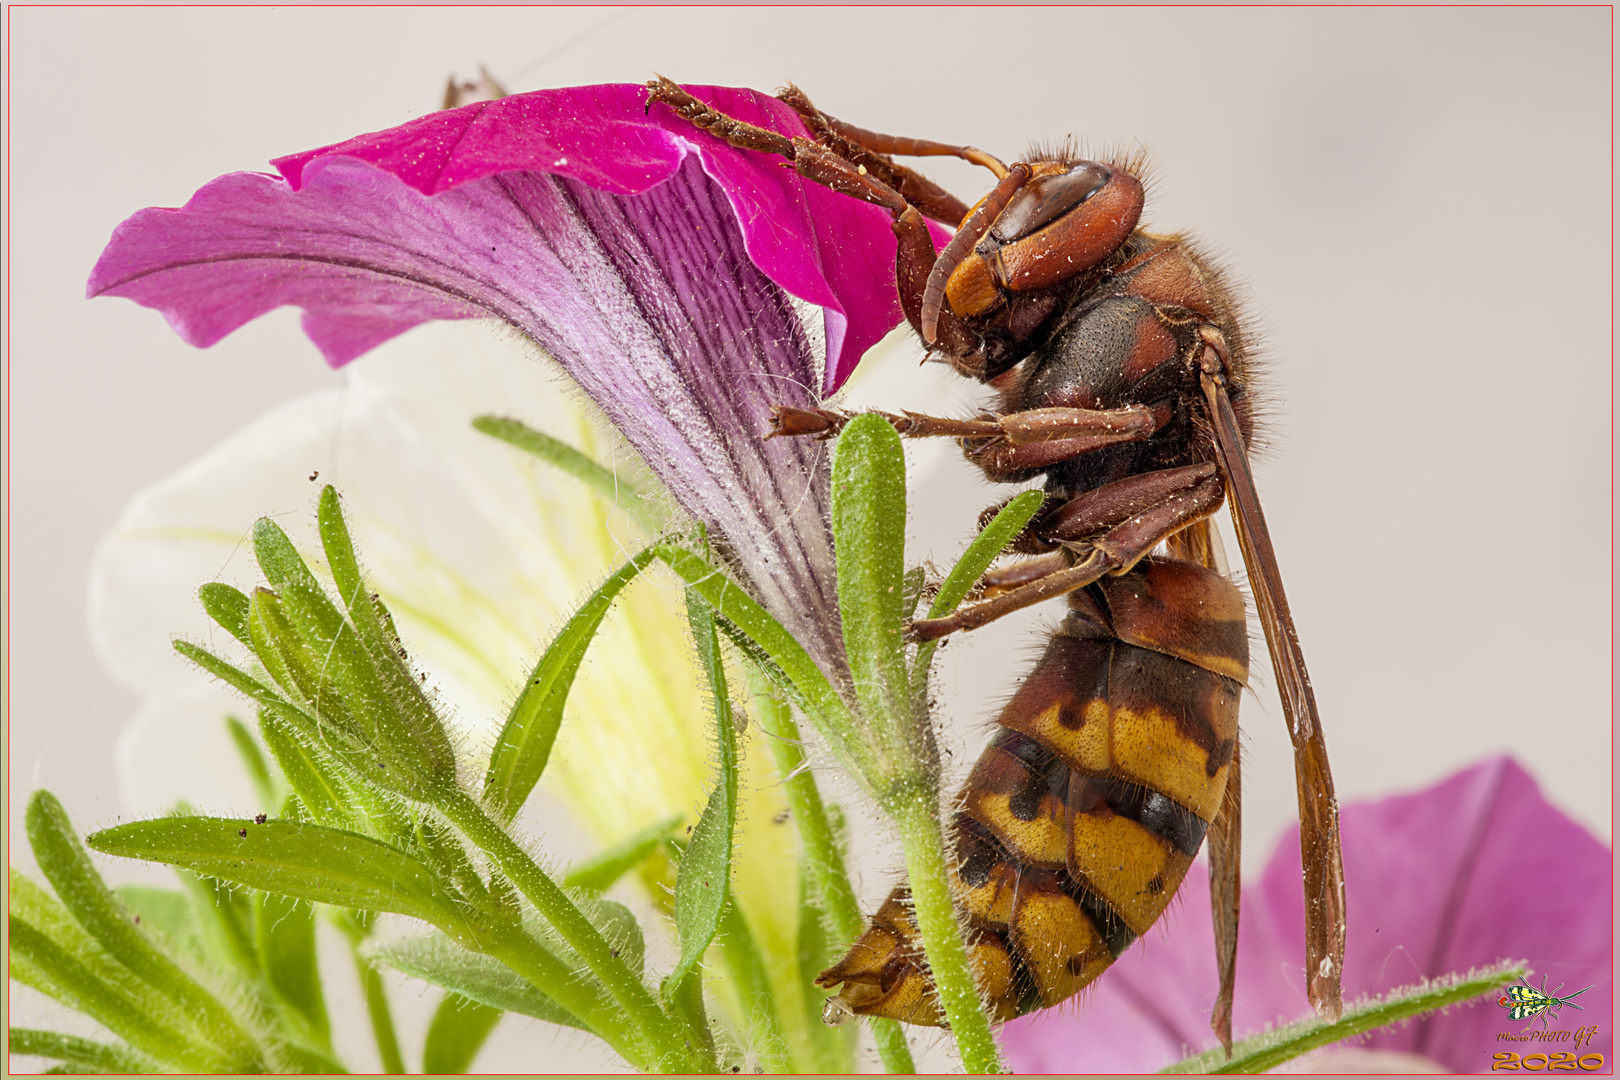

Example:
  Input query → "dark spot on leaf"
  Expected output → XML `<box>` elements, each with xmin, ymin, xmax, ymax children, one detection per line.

<box><xmin>254</xmin><ymin>814</ymin><xmax>267</xmax><ymax>825</ymax></box>
<box><xmin>238</xmin><ymin>829</ymin><xmax>247</xmax><ymax>838</ymax></box>
<box><xmin>773</xmin><ymin>809</ymin><xmax>790</xmax><ymax>825</ymax></box>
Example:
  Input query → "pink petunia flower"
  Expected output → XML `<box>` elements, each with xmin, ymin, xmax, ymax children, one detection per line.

<box><xmin>1001</xmin><ymin>756</ymin><xmax>1613</xmax><ymax>1074</ymax></box>
<box><xmin>88</xmin><ymin>83</ymin><xmax>929</xmax><ymax>683</ymax></box>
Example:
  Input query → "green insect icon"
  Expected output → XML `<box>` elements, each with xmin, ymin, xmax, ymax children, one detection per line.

<box><xmin>1498</xmin><ymin>975</ymin><xmax>1594</xmax><ymax>1030</ymax></box>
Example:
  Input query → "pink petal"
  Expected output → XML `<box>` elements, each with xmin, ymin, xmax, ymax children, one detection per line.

<box><xmin>267</xmin><ymin>83</ymin><xmax>909</xmax><ymax>393</ymax></box>
<box><xmin>1260</xmin><ymin>757</ymin><xmax>1612</xmax><ymax>1071</ymax></box>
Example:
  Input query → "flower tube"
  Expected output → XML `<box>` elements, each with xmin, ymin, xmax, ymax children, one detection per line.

<box><xmin>90</xmin><ymin>83</ymin><xmax>921</xmax><ymax>685</ymax></box>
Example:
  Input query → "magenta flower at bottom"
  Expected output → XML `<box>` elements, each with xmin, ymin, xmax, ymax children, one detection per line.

<box><xmin>1002</xmin><ymin>757</ymin><xmax>1612</xmax><ymax>1074</ymax></box>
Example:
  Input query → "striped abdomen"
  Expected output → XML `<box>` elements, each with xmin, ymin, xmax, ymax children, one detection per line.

<box><xmin>817</xmin><ymin>556</ymin><xmax>1247</xmax><ymax>1024</ymax></box>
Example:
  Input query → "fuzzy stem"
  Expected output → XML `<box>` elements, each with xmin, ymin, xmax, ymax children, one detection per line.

<box><xmin>886</xmin><ymin>781</ymin><xmax>1005</xmax><ymax>1074</ymax></box>
<box><xmin>436</xmin><ymin>788</ymin><xmax>708</xmax><ymax>1073</ymax></box>
<box><xmin>750</xmin><ymin>679</ymin><xmax>916</xmax><ymax>1074</ymax></box>
<box><xmin>652</xmin><ymin>544</ymin><xmax>877</xmax><ymax>781</ymax></box>
<box><xmin>1162</xmin><ymin>961</ymin><xmax>1529</xmax><ymax>1074</ymax></box>
<box><xmin>477</xmin><ymin>926</ymin><xmax>654</xmax><ymax>1069</ymax></box>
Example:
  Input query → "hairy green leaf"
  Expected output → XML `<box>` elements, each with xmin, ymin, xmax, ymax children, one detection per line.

<box><xmin>484</xmin><ymin>547</ymin><xmax>657</xmax><ymax>822</ymax></box>
<box><xmin>8</xmin><ymin>913</ymin><xmax>222</xmax><ymax>1072</ymax></box>
<box><xmin>662</xmin><ymin>597</ymin><xmax>738</xmax><ymax>1002</ymax></box>
<box><xmin>315</xmin><ymin>484</ymin><xmax>364</xmax><ymax>613</ymax></box>
<box><xmin>363</xmin><ymin>933</ymin><xmax>588</xmax><ymax>1031</ymax></box>
<box><xmin>24</xmin><ymin>792</ymin><xmax>260</xmax><ymax>1068</ymax></box>
<box><xmin>88</xmin><ymin>817</ymin><xmax>471</xmax><ymax>941</ymax></box>
<box><xmin>197</xmin><ymin>582</ymin><xmax>253</xmax><ymax>649</ymax></box>
<box><xmin>256</xmin><ymin>892</ymin><xmax>330</xmax><ymax>1053</ymax></box>
<box><xmin>829</xmin><ymin>414</ymin><xmax>910</xmax><ymax>736</ymax></box>
<box><xmin>651</xmin><ymin>544</ymin><xmax>868</xmax><ymax>777</ymax></box>
<box><xmin>912</xmin><ymin>488</ymin><xmax>1044</xmax><ymax>693</ymax></box>
<box><xmin>257</xmin><ymin>709</ymin><xmax>359</xmax><ymax>832</ymax></box>
<box><xmin>172</xmin><ymin>639</ymin><xmax>296</xmax><ymax>714</ymax></box>
<box><xmin>251</xmin><ymin>517</ymin><xmax>324</xmax><ymax>595</ymax></box>
<box><xmin>226</xmin><ymin>716</ymin><xmax>278</xmax><ymax>809</ymax></box>
<box><xmin>422</xmin><ymin>993</ymin><xmax>504</xmax><ymax>1074</ymax></box>
<box><xmin>7</xmin><ymin>1028</ymin><xmax>159</xmax><ymax>1073</ymax></box>
<box><xmin>315</xmin><ymin>486</ymin><xmax>432</xmax><ymax>764</ymax></box>
<box><xmin>562</xmin><ymin>814</ymin><xmax>682</xmax><ymax>893</ymax></box>
<box><xmin>472</xmin><ymin>415</ymin><xmax>658</xmax><ymax>533</ymax></box>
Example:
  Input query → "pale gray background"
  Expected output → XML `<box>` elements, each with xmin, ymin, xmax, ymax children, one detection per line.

<box><xmin>6</xmin><ymin>7</ymin><xmax>1613</xmax><ymax>1072</ymax></box>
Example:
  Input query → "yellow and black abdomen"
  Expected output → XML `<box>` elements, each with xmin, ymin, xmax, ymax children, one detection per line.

<box><xmin>817</xmin><ymin>556</ymin><xmax>1248</xmax><ymax>1024</ymax></box>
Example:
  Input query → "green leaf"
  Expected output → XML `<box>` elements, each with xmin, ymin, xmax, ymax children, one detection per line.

<box><xmin>714</xmin><ymin>906</ymin><xmax>792</xmax><ymax>1073</ymax></box>
<box><xmin>651</xmin><ymin>543</ymin><xmax>869</xmax><ymax>777</ymax></box>
<box><xmin>246</xmin><ymin>586</ymin><xmax>343</xmax><ymax>724</ymax></box>
<box><xmin>198</xmin><ymin>582</ymin><xmax>253</xmax><ymax>648</ymax></box>
<box><xmin>830</xmin><ymin>413</ymin><xmax>911</xmax><ymax>734</ymax></box>
<box><xmin>735</xmin><ymin>652</ymin><xmax>910</xmax><ymax>1074</ymax></box>
<box><xmin>422</xmin><ymin>993</ymin><xmax>504</xmax><ymax>1074</ymax></box>
<box><xmin>433</xmin><ymin>788</ymin><xmax>695</xmax><ymax>1071</ymax></box>
<box><xmin>88</xmin><ymin>817</ymin><xmax>473</xmax><ymax>942</ymax></box>
<box><xmin>257</xmin><ymin>709</ymin><xmax>361</xmax><ymax>832</ymax></box>
<box><xmin>256</xmin><ymin>526</ymin><xmax>456</xmax><ymax>797</ymax></box>
<box><xmin>483</xmin><ymin>547</ymin><xmax>657</xmax><ymax>822</ymax></box>
<box><xmin>472</xmin><ymin>415</ymin><xmax>659</xmax><ymax>533</ymax></box>
<box><xmin>112</xmin><ymin>885</ymin><xmax>196</xmax><ymax>953</ymax></box>
<box><xmin>562</xmin><ymin>814</ymin><xmax>683</xmax><ymax>893</ymax></box>
<box><xmin>173</xmin><ymin>639</ymin><xmax>298</xmax><ymax>715</ymax></box>
<box><xmin>515</xmin><ymin>896</ymin><xmax>647</xmax><ymax>988</ymax></box>
<box><xmin>796</xmin><ymin>891</ymin><xmax>853</xmax><ymax>1073</ymax></box>
<box><xmin>316</xmin><ymin>485</ymin><xmax>415</xmax><ymax>712</ymax></box>
<box><xmin>316</xmin><ymin>484</ymin><xmax>364</xmax><ymax>612</ymax></box>
<box><xmin>351</xmin><ymin>945</ymin><xmax>406</xmax><ymax>1074</ymax></box>
<box><xmin>7</xmin><ymin>1029</ymin><xmax>159</xmax><ymax>1073</ymax></box>
<box><xmin>251</xmin><ymin>516</ymin><xmax>325</xmax><ymax>595</ymax></box>
<box><xmin>256</xmin><ymin>892</ymin><xmax>331</xmax><ymax>1052</ymax></box>
<box><xmin>24</xmin><ymin>792</ymin><xmax>260</xmax><ymax>1068</ymax></box>
<box><xmin>177</xmin><ymin>869</ymin><xmax>259</xmax><ymax>977</ymax></box>
<box><xmin>362</xmin><ymin>933</ymin><xmax>589</xmax><ymax>1031</ymax></box>
<box><xmin>8</xmin><ymin>910</ymin><xmax>222</xmax><ymax>1072</ymax></box>
<box><xmin>577</xmin><ymin>899</ymin><xmax>647</xmax><ymax>981</ymax></box>
<box><xmin>912</xmin><ymin>488</ymin><xmax>1044</xmax><ymax>694</ymax></box>
<box><xmin>226</xmin><ymin>715</ymin><xmax>278</xmax><ymax>809</ymax></box>
<box><xmin>661</xmin><ymin>596</ymin><xmax>739</xmax><ymax>1001</ymax></box>
<box><xmin>926</xmin><ymin>489</ymin><xmax>1045</xmax><ymax>620</ymax></box>
<box><xmin>1161</xmin><ymin>961</ymin><xmax>1529</xmax><ymax>1074</ymax></box>
<box><xmin>312</xmin><ymin>488</ymin><xmax>463</xmax><ymax>793</ymax></box>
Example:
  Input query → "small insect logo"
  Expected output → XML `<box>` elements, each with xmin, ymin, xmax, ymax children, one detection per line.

<box><xmin>1497</xmin><ymin>975</ymin><xmax>1594</xmax><ymax>1031</ymax></box>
